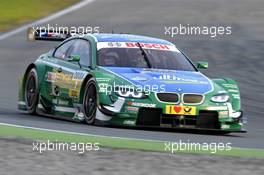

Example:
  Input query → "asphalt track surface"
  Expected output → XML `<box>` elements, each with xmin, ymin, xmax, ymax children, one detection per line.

<box><xmin>0</xmin><ymin>0</ymin><xmax>263</xmax><ymax>149</ymax></box>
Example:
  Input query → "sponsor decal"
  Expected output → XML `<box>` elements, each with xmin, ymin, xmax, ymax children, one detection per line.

<box><xmin>127</xmin><ymin>102</ymin><xmax>156</xmax><ymax>108</ymax></box>
<box><xmin>53</xmin><ymin>72</ymin><xmax>72</xmax><ymax>82</ymax></box>
<box><xmin>69</xmin><ymin>89</ymin><xmax>79</xmax><ymax>98</ymax></box>
<box><xmin>165</xmin><ymin>105</ymin><xmax>196</xmax><ymax>115</ymax></box>
<box><xmin>96</xmin><ymin>77</ymin><xmax>111</xmax><ymax>82</ymax></box>
<box><xmin>222</xmin><ymin>84</ymin><xmax>238</xmax><ymax>88</ymax></box>
<box><xmin>46</xmin><ymin>71</ymin><xmax>83</xmax><ymax>95</ymax></box>
<box><xmin>123</xmin><ymin>120</ymin><xmax>136</xmax><ymax>125</ymax></box>
<box><xmin>103</xmin><ymin>67</ymin><xmax>213</xmax><ymax>94</ymax></box>
<box><xmin>126</xmin><ymin>42</ymin><xmax>170</xmax><ymax>50</ymax></box>
<box><xmin>154</xmin><ymin>74</ymin><xmax>208</xmax><ymax>84</ymax></box>
<box><xmin>52</xmin><ymin>99</ymin><xmax>69</xmax><ymax>106</ymax></box>
<box><xmin>46</xmin><ymin>71</ymin><xmax>86</xmax><ymax>83</ymax></box>
<box><xmin>97</xmin><ymin>42</ymin><xmax>179</xmax><ymax>52</ymax></box>
<box><xmin>72</xmin><ymin>71</ymin><xmax>86</xmax><ymax>80</ymax></box>
<box><xmin>227</xmin><ymin>89</ymin><xmax>239</xmax><ymax>93</ymax></box>
<box><xmin>108</xmin><ymin>42</ymin><xmax>122</xmax><ymax>47</ymax></box>
<box><xmin>46</xmin><ymin>72</ymin><xmax>56</xmax><ymax>82</ymax></box>
<box><xmin>125</xmin><ymin>106</ymin><xmax>139</xmax><ymax>113</ymax></box>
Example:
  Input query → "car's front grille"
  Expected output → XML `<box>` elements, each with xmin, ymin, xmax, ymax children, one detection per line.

<box><xmin>156</xmin><ymin>93</ymin><xmax>179</xmax><ymax>103</ymax></box>
<box><xmin>182</xmin><ymin>94</ymin><xmax>204</xmax><ymax>104</ymax></box>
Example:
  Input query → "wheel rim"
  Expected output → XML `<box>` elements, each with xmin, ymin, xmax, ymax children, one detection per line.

<box><xmin>84</xmin><ymin>84</ymin><xmax>97</xmax><ymax>120</ymax></box>
<box><xmin>26</xmin><ymin>75</ymin><xmax>36</xmax><ymax>108</ymax></box>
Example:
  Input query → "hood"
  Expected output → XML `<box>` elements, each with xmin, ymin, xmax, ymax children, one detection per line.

<box><xmin>102</xmin><ymin>67</ymin><xmax>214</xmax><ymax>94</ymax></box>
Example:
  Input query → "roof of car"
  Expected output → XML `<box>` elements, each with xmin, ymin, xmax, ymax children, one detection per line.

<box><xmin>90</xmin><ymin>33</ymin><xmax>173</xmax><ymax>45</ymax></box>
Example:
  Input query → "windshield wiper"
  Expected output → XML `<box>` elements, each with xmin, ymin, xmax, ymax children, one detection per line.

<box><xmin>137</xmin><ymin>42</ymin><xmax>151</xmax><ymax>68</ymax></box>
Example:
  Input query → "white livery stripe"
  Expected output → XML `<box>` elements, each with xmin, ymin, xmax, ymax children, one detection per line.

<box><xmin>55</xmin><ymin>106</ymin><xmax>76</xmax><ymax>113</ymax></box>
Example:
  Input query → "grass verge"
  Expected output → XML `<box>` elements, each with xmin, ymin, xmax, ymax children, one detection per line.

<box><xmin>0</xmin><ymin>123</ymin><xmax>264</xmax><ymax>158</ymax></box>
<box><xmin>0</xmin><ymin>0</ymin><xmax>79</xmax><ymax>32</ymax></box>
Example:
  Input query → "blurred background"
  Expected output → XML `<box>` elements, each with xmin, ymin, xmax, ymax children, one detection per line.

<box><xmin>0</xmin><ymin>0</ymin><xmax>264</xmax><ymax>174</ymax></box>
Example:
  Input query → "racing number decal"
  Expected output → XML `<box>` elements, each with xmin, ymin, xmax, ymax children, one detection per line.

<box><xmin>165</xmin><ymin>105</ymin><xmax>196</xmax><ymax>115</ymax></box>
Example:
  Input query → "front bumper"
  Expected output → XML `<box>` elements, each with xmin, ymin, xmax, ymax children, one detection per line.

<box><xmin>97</xmin><ymin>96</ymin><xmax>246</xmax><ymax>132</ymax></box>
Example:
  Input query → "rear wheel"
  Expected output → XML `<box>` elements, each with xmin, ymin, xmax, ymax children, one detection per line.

<box><xmin>24</xmin><ymin>68</ymin><xmax>39</xmax><ymax>114</ymax></box>
<box><xmin>83</xmin><ymin>78</ymin><xmax>97</xmax><ymax>124</ymax></box>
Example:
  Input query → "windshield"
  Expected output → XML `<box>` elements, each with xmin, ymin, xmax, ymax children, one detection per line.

<box><xmin>97</xmin><ymin>48</ymin><xmax>196</xmax><ymax>71</ymax></box>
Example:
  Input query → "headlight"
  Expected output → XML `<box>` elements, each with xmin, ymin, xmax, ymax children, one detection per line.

<box><xmin>115</xmin><ymin>88</ymin><xmax>146</xmax><ymax>98</ymax></box>
<box><xmin>211</xmin><ymin>94</ymin><xmax>229</xmax><ymax>103</ymax></box>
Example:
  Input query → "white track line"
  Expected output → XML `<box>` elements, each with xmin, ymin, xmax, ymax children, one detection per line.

<box><xmin>0</xmin><ymin>122</ymin><xmax>164</xmax><ymax>143</ymax></box>
<box><xmin>0</xmin><ymin>0</ymin><xmax>96</xmax><ymax>40</ymax></box>
<box><xmin>0</xmin><ymin>122</ymin><xmax>263</xmax><ymax>151</ymax></box>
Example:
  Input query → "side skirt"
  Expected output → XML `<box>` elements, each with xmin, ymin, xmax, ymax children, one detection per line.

<box><xmin>36</xmin><ymin>103</ymin><xmax>84</xmax><ymax>123</ymax></box>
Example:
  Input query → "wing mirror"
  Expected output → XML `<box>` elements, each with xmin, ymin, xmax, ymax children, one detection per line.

<box><xmin>68</xmin><ymin>55</ymin><xmax>82</xmax><ymax>68</ymax></box>
<box><xmin>68</xmin><ymin>55</ymin><xmax>81</xmax><ymax>62</ymax></box>
<box><xmin>197</xmin><ymin>61</ymin><xmax>208</xmax><ymax>70</ymax></box>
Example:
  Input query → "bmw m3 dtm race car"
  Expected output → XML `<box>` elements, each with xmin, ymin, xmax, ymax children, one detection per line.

<box><xmin>18</xmin><ymin>28</ymin><xmax>246</xmax><ymax>133</ymax></box>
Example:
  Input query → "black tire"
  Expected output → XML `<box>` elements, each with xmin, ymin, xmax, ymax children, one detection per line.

<box><xmin>83</xmin><ymin>78</ymin><xmax>97</xmax><ymax>124</ymax></box>
<box><xmin>24</xmin><ymin>68</ymin><xmax>39</xmax><ymax>114</ymax></box>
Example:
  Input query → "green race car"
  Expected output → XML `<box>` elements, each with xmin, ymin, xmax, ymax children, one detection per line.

<box><xmin>18</xmin><ymin>28</ymin><xmax>246</xmax><ymax>133</ymax></box>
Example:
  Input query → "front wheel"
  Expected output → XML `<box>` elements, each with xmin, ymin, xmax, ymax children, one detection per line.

<box><xmin>24</xmin><ymin>68</ymin><xmax>39</xmax><ymax>114</ymax></box>
<box><xmin>83</xmin><ymin>78</ymin><xmax>97</xmax><ymax>124</ymax></box>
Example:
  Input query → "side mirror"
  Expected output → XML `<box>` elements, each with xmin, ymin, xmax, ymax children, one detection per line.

<box><xmin>197</xmin><ymin>61</ymin><xmax>208</xmax><ymax>70</ymax></box>
<box><xmin>68</xmin><ymin>55</ymin><xmax>81</xmax><ymax>62</ymax></box>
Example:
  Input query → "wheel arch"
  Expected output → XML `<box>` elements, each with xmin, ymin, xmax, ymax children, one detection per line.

<box><xmin>19</xmin><ymin>63</ymin><xmax>36</xmax><ymax>103</ymax></box>
<box><xmin>20</xmin><ymin>61</ymin><xmax>47</xmax><ymax>102</ymax></box>
<box><xmin>22</xmin><ymin>63</ymin><xmax>36</xmax><ymax>88</ymax></box>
